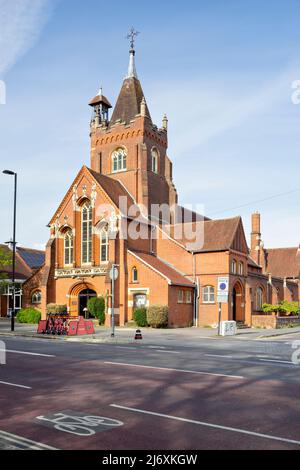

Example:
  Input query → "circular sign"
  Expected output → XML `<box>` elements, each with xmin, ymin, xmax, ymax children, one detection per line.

<box><xmin>109</xmin><ymin>267</ymin><xmax>119</xmax><ymax>281</ymax></box>
<box><xmin>219</xmin><ymin>282</ymin><xmax>227</xmax><ymax>290</ymax></box>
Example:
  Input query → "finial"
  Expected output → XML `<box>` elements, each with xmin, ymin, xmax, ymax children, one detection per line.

<box><xmin>126</xmin><ymin>27</ymin><xmax>140</xmax><ymax>51</ymax></box>
<box><xmin>141</xmin><ymin>97</ymin><xmax>146</xmax><ymax>117</ymax></box>
<box><xmin>98</xmin><ymin>86</ymin><xmax>103</xmax><ymax>96</ymax></box>
<box><xmin>162</xmin><ymin>114</ymin><xmax>168</xmax><ymax>131</ymax></box>
<box><xmin>126</xmin><ymin>28</ymin><xmax>139</xmax><ymax>79</ymax></box>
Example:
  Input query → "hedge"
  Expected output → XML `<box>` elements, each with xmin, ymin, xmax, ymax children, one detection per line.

<box><xmin>133</xmin><ymin>307</ymin><xmax>148</xmax><ymax>327</ymax></box>
<box><xmin>17</xmin><ymin>308</ymin><xmax>41</xmax><ymax>324</ymax></box>
<box><xmin>87</xmin><ymin>296</ymin><xmax>105</xmax><ymax>324</ymax></box>
<box><xmin>147</xmin><ymin>305</ymin><xmax>168</xmax><ymax>328</ymax></box>
<box><xmin>46</xmin><ymin>303</ymin><xmax>67</xmax><ymax>314</ymax></box>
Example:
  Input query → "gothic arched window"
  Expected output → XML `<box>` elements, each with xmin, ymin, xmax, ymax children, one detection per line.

<box><xmin>100</xmin><ymin>225</ymin><xmax>109</xmax><ymax>263</ymax></box>
<box><xmin>82</xmin><ymin>201</ymin><xmax>92</xmax><ymax>264</ymax></box>
<box><xmin>231</xmin><ymin>259</ymin><xmax>237</xmax><ymax>274</ymax></box>
<box><xmin>132</xmin><ymin>267</ymin><xmax>138</xmax><ymax>282</ymax></box>
<box><xmin>256</xmin><ymin>287</ymin><xmax>264</xmax><ymax>311</ymax></box>
<box><xmin>112</xmin><ymin>148</ymin><xmax>127</xmax><ymax>172</ymax></box>
<box><xmin>151</xmin><ymin>148</ymin><xmax>159</xmax><ymax>173</ymax></box>
<box><xmin>64</xmin><ymin>230</ymin><xmax>73</xmax><ymax>266</ymax></box>
<box><xmin>31</xmin><ymin>290</ymin><xmax>42</xmax><ymax>304</ymax></box>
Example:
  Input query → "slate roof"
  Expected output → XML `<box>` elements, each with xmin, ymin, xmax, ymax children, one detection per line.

<box><xmin>129</xmin><ymin>250</ymin><xmax>194</xmax><ymax>287</ymax></box>
<box><xmin>264</xmin><ymin>247</ymin><xmax>300</xmax><ymax>278</ymax></box>
<box><xmin>110</xmin><ymin>77</ymin><xmax>151</xmax><ymax>125</ymax></box>
<box><xmin>0</xmin><ymin>244</ymin><xmax>32</xmax><ymax>280</ymax></box>
<box><xmin>17</xmin><ymin>247</ymin><xmax>45</xmax><ymax>270</ymax></box>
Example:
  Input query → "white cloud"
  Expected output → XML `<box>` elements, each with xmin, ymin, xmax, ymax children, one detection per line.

<box><xmin>0</xmin><ymin>0</ymin><xmax>53</xmax><ymax>76</ymax></box>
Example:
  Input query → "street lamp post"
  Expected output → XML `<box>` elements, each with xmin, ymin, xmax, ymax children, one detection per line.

<box><xmin>3</xmin><ymin>170</ymin><xmax>17</xmax><ymax>332</ymax></box>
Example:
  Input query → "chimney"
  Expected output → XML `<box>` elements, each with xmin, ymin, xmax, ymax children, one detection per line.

<box><xmin>251</xmin><ymin>212</ymin><xmax>261</xmax><ymax>265</ymax></box>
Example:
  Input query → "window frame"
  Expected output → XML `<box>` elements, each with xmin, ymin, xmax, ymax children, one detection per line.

<box><xmin>64</xmin><ymin>230</ymin><xmax>73</xmax><ymax>267</ymax></box>
<box><xmin>186</xmin><ymin>290</ymin><xmax>192</xmax><ymax>304</ymax></box>
<box><xmin>238</xmin><ymin>261</ymin><xmax>244</xmax><ymax>276</ymax></box>
<box><xmin>178</xmin><ymin>289</ymin><xmax>184</xmax><ymax>304</ymax></box>
<box><xmin>203</xmin><ymin>285</ymin><xmax>215</xmax><ymax>304</ymax></box>
<box><xmin>81</xmin><ymin>201</ymin><xmax>93</xmax><ymax>265</ymax></box>
<box><xmin>151</xmin><ymin>148</ymin><xmax>159</xmax><ymax>173</ymax></box>
<box><xmin>132</xmin><ymin>267</ymin><xmax>138</xmax><ymax>283</ymax></box>
<box><xmin>231</xmin><ymin>259</ymin><xmax>237</xmax><ymax>274</ymax></box>
<box><xmin>31</xmin><ymin>290</ymin><xmax>42</xmax><ymax>304</ymax></box>
<box><xmin>112</xmin><ymin>148</ymin><xmax>127</xmax><ymax>173</ymax></box>
<box><xmin>100</xmin><ymin>225</ymin><xmax>109</xmax><ymax>264</ymax></box>
<box><xmin>256</xmin><ymin>287</ymin><xmax>263</xmax><ymax>311</ymax></box>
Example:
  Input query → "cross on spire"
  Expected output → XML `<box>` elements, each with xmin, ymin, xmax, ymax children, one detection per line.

<box><xmin>126</xmin><ymin>27</ymin><xmax>140</xmax><ymax>51</ymax></box>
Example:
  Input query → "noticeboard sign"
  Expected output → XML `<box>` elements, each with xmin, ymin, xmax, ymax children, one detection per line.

<box><xmin>217</xmin><ymin>276</ymin><xmax>229</xmax><ymax>303</ymax></box>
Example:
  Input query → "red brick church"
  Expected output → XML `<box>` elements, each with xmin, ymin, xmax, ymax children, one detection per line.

<box><xmin>22</xmin><ymin>38</ymin><xmax>300</xmax><ymax>327</ymax></box>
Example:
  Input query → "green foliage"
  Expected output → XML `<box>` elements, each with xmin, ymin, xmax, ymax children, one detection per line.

<box><xmin>87</xmin><ymin>296</ymin><xmax>105</xmax><ymax>324</ymax></box>
<box><xmin>262</xmin><ymin>301</ymin><xmax>300</xmax><ymax>316</ymax></box>
<box><xmin>46</xmin><ymin>303</ymin><xmax>67</xmax><ymax>314</ymax></box>
<box><xmin>0</xmin><ymin>247</ymin><xmax>12</xmax><ymax>293</ymax></box>
<box><xmin>133</xmin><ymin>307</ymin><xmax>148</xmax><ymax>327</ymax></box>
<box><xmin>147</xmin><ymin>305</ymin><xmax>169</xmax><ymax>328</ymax></box>
<box><xmin>17</xmin><ymin>308</ymin><xmax>41</xmax><ymax>324</ymax></box>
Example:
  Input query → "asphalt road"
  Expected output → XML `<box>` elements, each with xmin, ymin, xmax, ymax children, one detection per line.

<box><xmin>0</xmin><ymin>334</ymin><xmax>299</xmax><ymax>450</ymax></box>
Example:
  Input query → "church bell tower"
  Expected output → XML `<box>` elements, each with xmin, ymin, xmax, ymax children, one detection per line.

<box><xmin>89</xmin><ymin>29</ymin><xmax>178</xmax><ymax>214</ymax></box>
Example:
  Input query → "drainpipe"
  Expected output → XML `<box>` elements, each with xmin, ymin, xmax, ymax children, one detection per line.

<box><xmin>192</xmin><ymin>251</ymin><xmax>199</xmax><ymax>327</ymax></box>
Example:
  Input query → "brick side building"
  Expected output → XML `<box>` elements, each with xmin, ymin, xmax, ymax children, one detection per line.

<box><xmin>22</xmin><ymin>44</ymin><xmax>299</xmax><ymax>327</ymax></box>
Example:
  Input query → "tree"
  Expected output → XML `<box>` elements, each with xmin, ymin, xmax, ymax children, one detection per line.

<box><xmin>0</xmin><ymin>247</ymin><xmax>12</xmax><ymax>294</ymax></box>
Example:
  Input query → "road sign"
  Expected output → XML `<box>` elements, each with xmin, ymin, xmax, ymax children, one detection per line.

<box><xmin>217</xmin><ymin>276</ymin><xmax>229</xmax><ymax>303</ymax></box>
<box><xmin>109</xmin><ymin>266</ymin><xmax>119</xmax><ymax>281</ymax></box>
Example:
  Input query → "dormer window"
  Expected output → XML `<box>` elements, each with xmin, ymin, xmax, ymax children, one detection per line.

<box><xmin>151</xmin><ymin>148</ymin><xmax>159</xmax><ymax>173</ymax></box>
<box><xmin>112</xmin><ymin>148</ymin><xmax>127</xmax><ymax>173</ymax></box>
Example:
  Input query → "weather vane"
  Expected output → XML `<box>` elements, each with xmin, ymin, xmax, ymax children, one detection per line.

<box><xmin>126</xmin><ymin>27</ymin><xmax>140</xmax><ymax>50</ymax></box>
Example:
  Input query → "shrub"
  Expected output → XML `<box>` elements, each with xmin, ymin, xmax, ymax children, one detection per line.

<box><xmin>262</xmin><ymin>301</ymin><xmax>300</xmax><ymax>316</ymax></box>
<box><xmin>87</xmin><ymin>296</ymin><xmax>105</xmax><ymax>325</ymax></box>
<box><xmin>147</xmin><ymin>305</ymin><xmax>168</xmax><ymax>328</ymax></box>
<box><xmin>17</xmin><ymin>308</ymin><xmax>41</xmax><ymax>324</ymax></box>
<box><xmin>46</xmin><ymin>303</ymin><xmax>67</xmax><ymax>314</ymax></box>
<box><xmin>133</xmin><ymin>307</ymin><xmax>148</xmax><ymax>327</ymax></box>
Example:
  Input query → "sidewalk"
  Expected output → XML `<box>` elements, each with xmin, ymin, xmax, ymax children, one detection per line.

<box><xmin>0</xmin><ymin>318</ymin><xmax>300</xmax><ymax>344</ymax></box>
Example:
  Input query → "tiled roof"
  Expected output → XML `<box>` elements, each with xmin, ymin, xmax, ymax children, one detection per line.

<box><xmin>0</xmin><ymin>244</ymin><xmax>32</xmax><ymax>280</ymax></box>
<box><xmin>89</xmin><ymin>94</ymin><xmax>112</xmax><ymax>108</ymax></box>
<box><xmin>166</xmin><ymin>216</ymin><xmax>242</xmax><ymax>253</ymax></box>
<box><xmin>110</xmin><ymin>77</ymin><xmax>151</xmax><ymax>125</ymax></box>
<box><xmin>129</xmin><ymin>250</ymin><xmax>194</xmax><ymax>287</ymax></box>
<box><xmin>265</xmin><ymin>247</ymin><xmax>300</xmax><ymax>278</ymax></box>
<box><xmin>88</xmin><ymin>168</ymin><xmax>135</xmax><ymax>212</ymax></box>
<box><xmin>17</xmin><ymin>247</ymin><xmax>45</xmax><ymax>269</ymax></box>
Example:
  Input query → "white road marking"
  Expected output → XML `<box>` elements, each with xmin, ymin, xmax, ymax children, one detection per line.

<box><xmin>258</xmin><ymin>359</ymin><xmax>295</xmax><ymax>365</ymax></box>
<box><xmin>0</xmin><ymin>348</ymin><xmax>55</xmax><ymax>357</ymax></box>
<box><xmin>155</xmin><ymin>350</ymin><xmax>180</xmax><ymax>354</ymax></box>
<box><xmin>110</xmin><ymin>404</ymin><xmax>300</xmax><ymax>447</ymax></box>
<box><xmin>205</xmin><ymin>354</ymin><xmax>233</xmax><ymax>358</ymax></box>
<box><xmin>0</xmin><ymin>380</ymin><xmax>31</xmax><ymax>389</ymax></box>
<box><xmin>0</xmin><ymin>430</ymin><xmax>56</xmax><ymax>450</ymax></box>
<box><xmin>104</xmin><ymin>361</ymin><xmax>244</xmax><ymax>379</ymax></box>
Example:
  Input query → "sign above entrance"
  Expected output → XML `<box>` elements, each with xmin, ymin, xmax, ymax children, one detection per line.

<box><xmin>217</xmin><ymin>276</ymin><xmax>229</xmax><ymax>303</ymax></box>
<box><xmin>55</xmin><ymin>267</ymin><xmax>107</xmax><ymax>278</ymax></box>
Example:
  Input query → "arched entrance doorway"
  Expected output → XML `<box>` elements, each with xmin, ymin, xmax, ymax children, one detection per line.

<box><xmin>78</xmin><ymin>289</ymin><xmax>97</xmax><ymax>317</ymax></box>
<box><xmin>232</xmin><ymin>282</ymin><xmax>245</xmax><ymax>323</ymax></box>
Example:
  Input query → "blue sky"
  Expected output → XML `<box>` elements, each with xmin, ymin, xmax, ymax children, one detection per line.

<box><xmin>1</xmin><ymin>0</ymin><xmax>300</xmax><ymax>249</ymax></box>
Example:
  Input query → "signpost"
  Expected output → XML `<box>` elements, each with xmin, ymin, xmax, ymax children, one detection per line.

<box><xmin>217</xmin><ymin>277</ymin><xmax>229</xmax><ymax>335</ymax></box>
<box><xmin>109</xmin><ymin>264</ymin><xmax>119</xmax><ymax>338</ymax></box>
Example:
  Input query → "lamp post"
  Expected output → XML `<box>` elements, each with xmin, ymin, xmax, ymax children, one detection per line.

<box><xmin>3</xmin><ymin>170</ymin><xmax>17</xmax><ymax>332</ymax></box>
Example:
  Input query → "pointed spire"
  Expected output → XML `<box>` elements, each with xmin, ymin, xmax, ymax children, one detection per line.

<box><xmin>127</xmin><ymin>49</ymin><xmax>138</xmax><ymax>79</ymax></box>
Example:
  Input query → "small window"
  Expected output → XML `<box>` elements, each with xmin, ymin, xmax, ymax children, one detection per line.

<box><xmin>238</xmin><ymin>261</ymin><xmax>244</xmax><ymax>275</ymax></box>
<box><xmin>186</xmin><ymin>290</ymin><xmax>192</xmax><ymax>304</ymax></box>
<box><xmin>112</xmin><ymin>148</ymin><xmax>127</xmax><ymax>173</ymax></box>
<box><xmin>231</xmin><ymin>259</ymin><xmax>237</xmax><ymax>274</ymax></box>
<box><xmin>32</xmin><ymin>291</ymin><xmax>42</xmax><ymax>304</ymax></box>
<box><xmin>203</xmin><ymin>286</ymin><xmax>215</xmax><ymax>303</ymax></box>
<box><xmin>178</xmin><ymin>289</ymin><xmax>184</xmax><ymax>303</ymax></box>
<box><xmin>132</xmin><ymin>267</ymin><xmax>138</xmax><ymax>282</ymax></box>
<box><xmin>151</xmin><ymin>148</ymin><xmax>159</xmax><ymax>173</ymax></box>
<box><xmin>100</xmin><ymin>226</ymin><xmax>109</xmax><ymax>263</ymax></box>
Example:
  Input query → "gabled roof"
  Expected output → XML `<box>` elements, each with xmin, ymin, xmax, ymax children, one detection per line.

<box><xmin>165</xmin><ymin>216</ymin><xmax>248</xmax><ymax>253</ymax></box>
<box><xmin>49</xmin><ymin>166</ymin><xmax>135</xmax><ymax>225</ymax></box>
<box><xmin>264</xmin><ymin>247</ymin><xmax>300</xmax><ymax>278</ymax></box>
<box><xmin>110</xmin><ymin>77</ymin><xmax>151</xmax><ymax>126</ymax></box>
<box><xmin>129</xmin><ymin>250</ymin><xmax>194</xmax><ymax>287</ymax></box>
<box><xmin>0</xmin><ymin>244</ymin><xmax>32</xmax><ymax>280</ymax></box>
<box><xmin>89</xmin><ymin>94</ymin><xmax>112</xmax><ymax>108</ymax></box>
<box><xmin>17</xmin><ymin>247</ymin><xmax>45</xmax><ymax>270</ymax></box>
